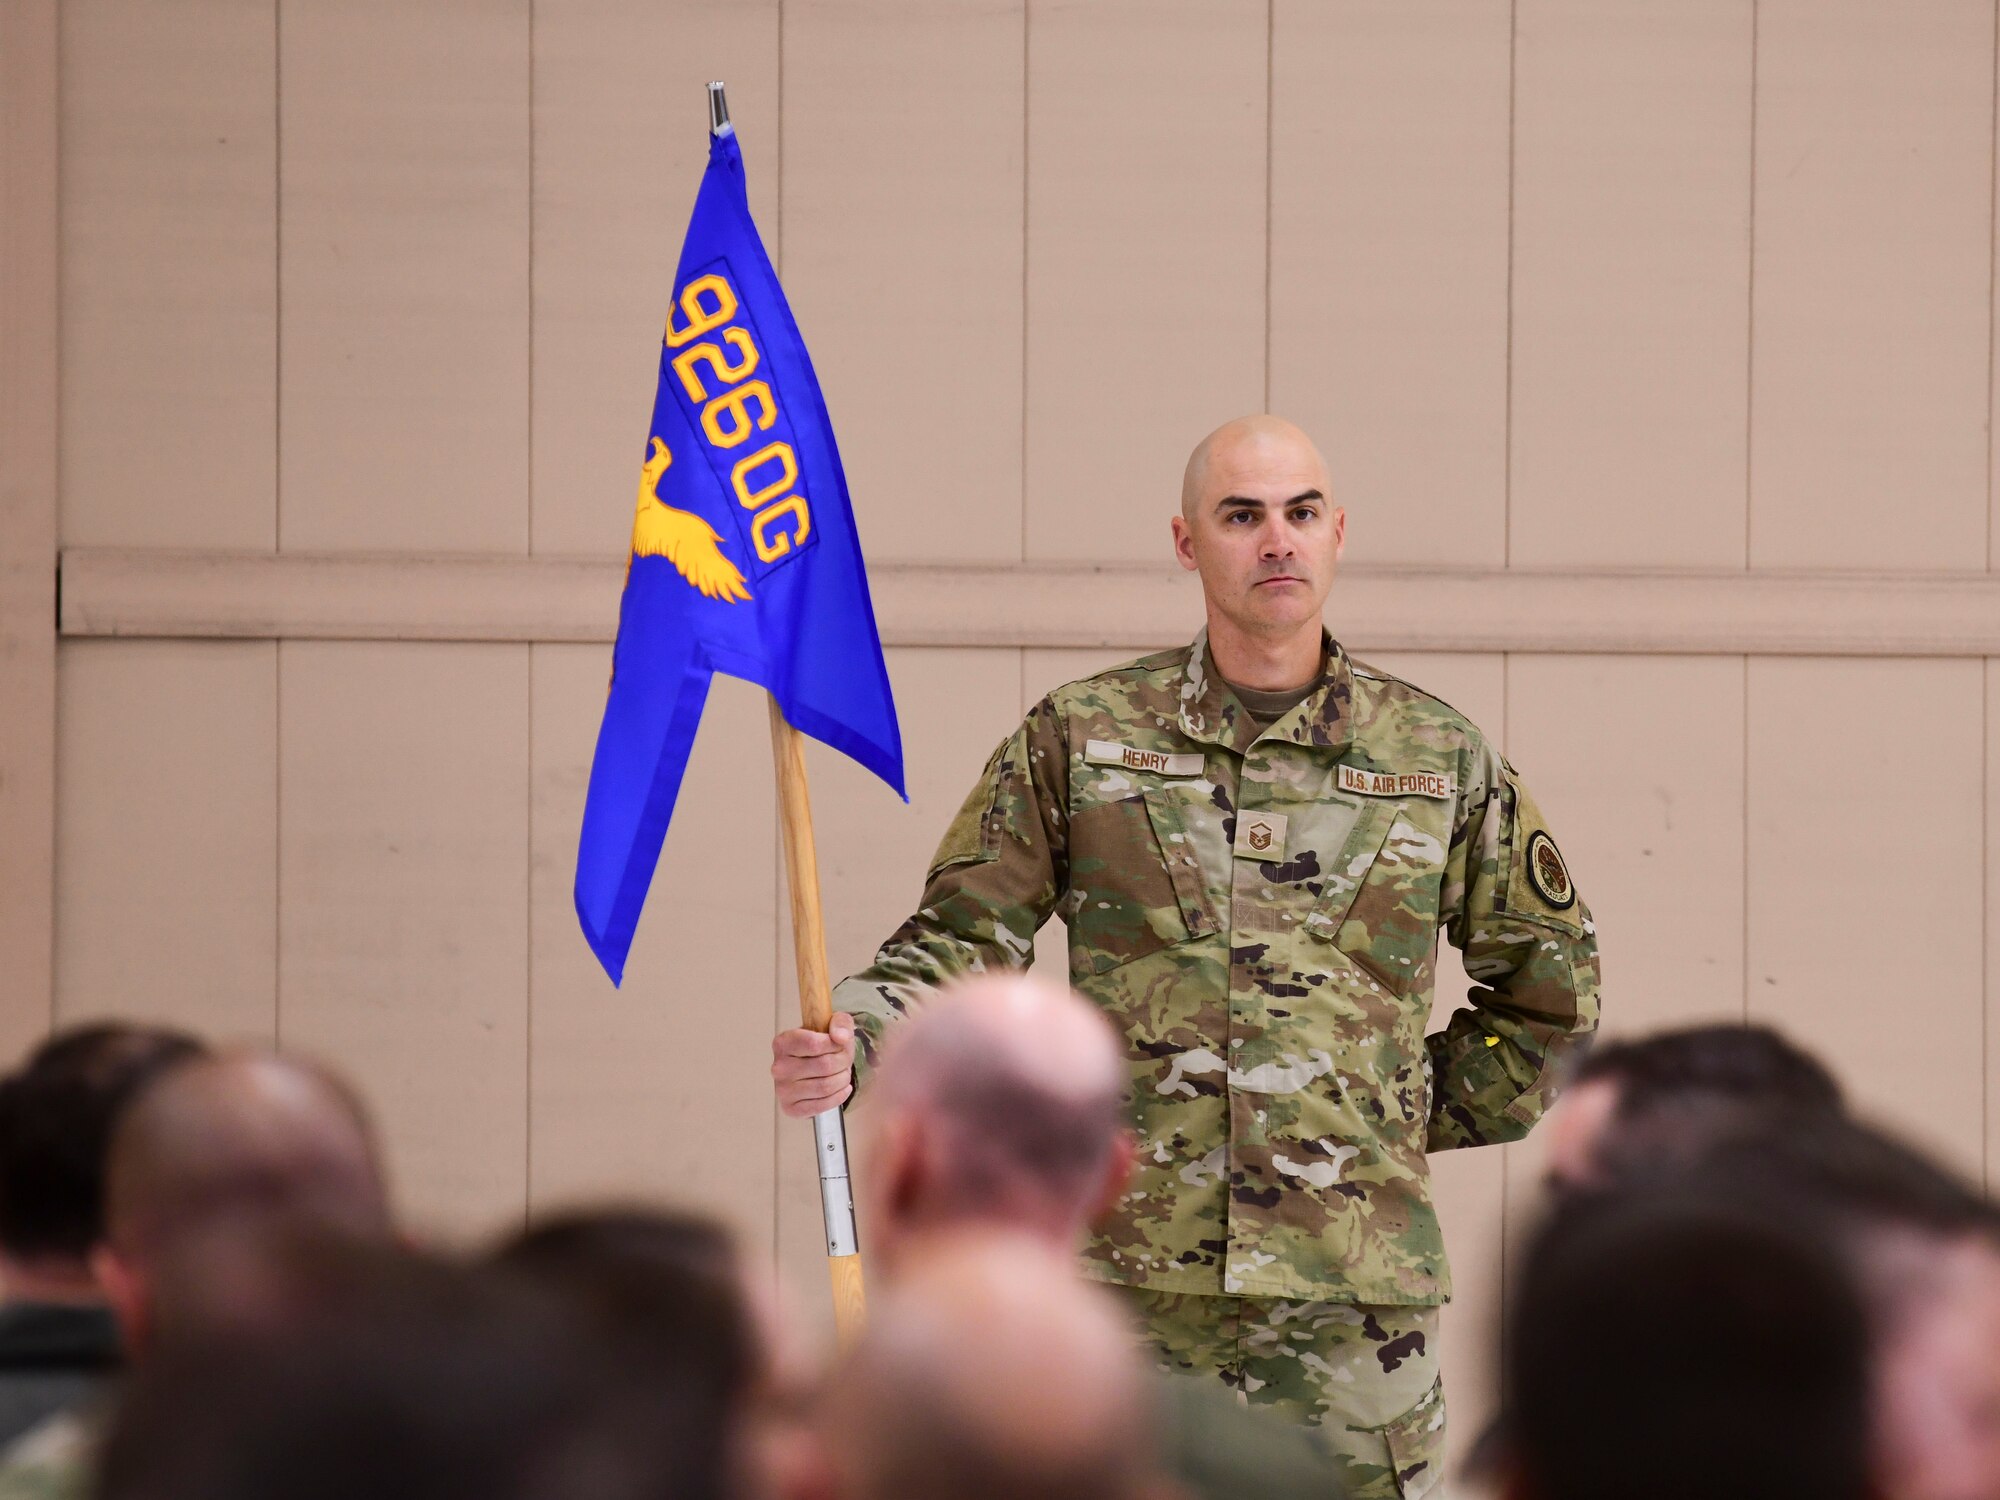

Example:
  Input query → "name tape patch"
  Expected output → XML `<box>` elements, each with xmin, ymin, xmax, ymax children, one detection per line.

<box><xmin>1085</xmin><ymin>740</ymin><xmax>1206</xmax><ymax>778</ymax></box>
<box><xmin>1338</xmin><ymin>765</ymin><xmax>1456</xmax><ymax>801</ymax></box>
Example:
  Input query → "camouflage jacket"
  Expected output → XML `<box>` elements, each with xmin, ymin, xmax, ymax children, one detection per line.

<box><xmin>832</xmin><ymin>631</ymin><xmax>1601</xmax><ymax>1304</ymax></box>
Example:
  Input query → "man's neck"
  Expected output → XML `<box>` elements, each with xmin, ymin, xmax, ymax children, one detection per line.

<box><xmin>1204</xmin><ymin>613</ymin><xmax>1324</xmax><ymax>692</ymax></box>
<box><xmin>0</xmin><ymin>1253</ymin><xmax>103</xmax><ymax>1305</ymax></box>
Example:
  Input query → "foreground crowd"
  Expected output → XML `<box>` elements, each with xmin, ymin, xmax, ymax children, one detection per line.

<box><xmin>0</xmin><ymin>982</ymin><xmax>1989</xmax><ymax>1500</ymax></box>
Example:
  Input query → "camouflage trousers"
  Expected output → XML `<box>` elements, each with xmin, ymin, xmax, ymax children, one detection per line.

<box><xmin>1116</xmin><ymin>1288</ymin><xmax>1445</xmax><ymax>1500</ymax></box>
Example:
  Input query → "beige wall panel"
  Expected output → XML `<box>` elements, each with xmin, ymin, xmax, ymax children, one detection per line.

<box><xmin>1269</xmin><ymin>1</ymin><xmax>1509</xmax><ymax>568</ymax></box>
<box><xmin>1024</xmin><ymin>1</ymin><xmax>1265</xmax><ymax>563</ymax></box>
<box><xmin>527</xmin><ymin>647</ymin><xmax>777</xmax><ymax>1240</ymax></box>
<box><xmin>60</xmin><ymin>0</ymin><xmax>276</xmax><ymax>551</ymax></box>
<box><xmin>280</xmin><ymin>0</ymin><xmax>529</xmax><ymax>554</ymax></box>
<box><xmin>783</xmin><ymin>0</ymin><xmax>1024</xmax><ymax>564</ymax></box>
<box><xmin>1365</xmin><ymin>652</ymin><xmax>1505</xmax><ymax>1453</ymax></box>
<box><xmin>1508</xmin><ymin>655</ymin><xmax>1745</xmax><ymax>1033</ymax></box>
<box><xmin>1510</xmin><ymin>0</ymin><xmax>1752</xmax><ymax>568</ymax></box>
<box><xmin>1750</xmin><ymin>0</ymin><xmax>1993</xmax><ymax>570</ymax></box>
<box><xmin>1747</xmin><ymin>658</ymin><xmax>1984</xmax><ymax>1173</ymax></box>
<box><xmin>1990</xmin><ymin>660</ymin><xmax>1999</xmax><ymax>1191</ymax></box>
<box><xmin>1499</xmin><ymin>654</ymin><xmax>1749</xmax><ymax>1299</ymax></box>
<box><xmin>55</xmin><ymin>641</ymin><xmax>277</xmax><ymax>1042</ymax></box>
<box><xmin>777</xmin><ymin>647</ymin><xmax>1023</xmax><ymax>1337</ymax></box>
<box><xmin>530</xmin><ymin>0</ymin><xmax>777</xmax><ymax>558</ymax></box>
<box><xmin>1</xmin><ymin>0</ymin><xmax>58</xmax><ymax>1051</ymax></box>
<box><xmin>279</xmin><ymin>642</ymin><xmax>530</xmax><ymax>1238</ymax></box>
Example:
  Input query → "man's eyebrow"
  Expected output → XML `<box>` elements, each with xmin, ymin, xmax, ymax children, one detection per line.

<box><xmin>1214</xmin><ymin>489</ymin><xmax>1325</xmax><ymax>511</ymax></box>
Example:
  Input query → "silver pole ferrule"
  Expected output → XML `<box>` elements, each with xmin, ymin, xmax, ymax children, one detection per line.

<box><xmin>707</xmin><ymin>81</ymin><xmax>734</xmax><ymax>138</ymax></box>
<box><xmin>812</xmin><ymin>1108</ymin><xmax>859</xmax><ymax>1258</ymax></box>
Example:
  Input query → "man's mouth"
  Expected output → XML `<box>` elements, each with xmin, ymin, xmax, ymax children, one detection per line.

<box><xmin>1255</xmin><ymin>575</ymin><xmax>1304</xmax><ymax>588</ymax></box>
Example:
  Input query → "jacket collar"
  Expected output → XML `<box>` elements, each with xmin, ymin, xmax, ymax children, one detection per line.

<box><xmin>1175</xmin><ymin>627</ymin><xmax>1355</xmax><ymax>756</ymax></box>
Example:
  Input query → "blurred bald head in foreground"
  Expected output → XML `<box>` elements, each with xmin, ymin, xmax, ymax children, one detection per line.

<box><xmin>857</xmin><ymin>975</ymin><xmax>1132</xmax><ymax>1273</ymax></box>
<box><xmin>814</xmin><ymin>1235</ymin><xmax>1174</xmax><ymax>1500</ymax></box>
<box><xmin>96</xmin><ymin>1050</ymin><xmax>392</xmax><ymax>1353</ymax></box>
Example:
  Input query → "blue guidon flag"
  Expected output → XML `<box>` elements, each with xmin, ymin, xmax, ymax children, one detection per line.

<box><xmin>576</xmin><ymin>109</ymin><xmax>905</xmax><ymax>985</ymax></box>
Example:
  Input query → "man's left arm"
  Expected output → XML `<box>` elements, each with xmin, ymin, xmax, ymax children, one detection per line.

<box><xmin>1426</xmin><ymin>739</ymin><xmax>1602</xmax><ymax>1151</ymax></box>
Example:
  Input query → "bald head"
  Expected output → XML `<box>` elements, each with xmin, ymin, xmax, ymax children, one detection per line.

<box><xmin>877</xmin><ymin>974</ymin><xmax>1125</xmax><ymax>1111</ymax></box>
<box><xmin>822</xmin><ymin>1234</ymin><xmax>1162</xmax><ymax>1500</ymax></box>
<box><xmin>105</xmin><ymin>1050</ymin><xmax>390</xmax><ymax>1263</ymax></box>
<box><xmin>1180</xmin><ymin>415</ymin><xmax>1330</xmax><ymax>521</ymax></box>
<box><xmin>864</xmin><ymin>976</ymin><xmax>1128</xmax><ymax>1256</ymax></box>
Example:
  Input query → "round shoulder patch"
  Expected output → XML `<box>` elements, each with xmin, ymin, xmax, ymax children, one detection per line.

<box><xmin>1526</xmin><ymin>830</ymin><xmax>1575</xmax><ymax>911</ymax></box>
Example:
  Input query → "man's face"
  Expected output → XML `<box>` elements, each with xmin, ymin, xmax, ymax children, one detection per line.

<box><xmin>1172</xmin><ymin>427</ymin><xmax>1344</xmax><ymax>640</ymax></box>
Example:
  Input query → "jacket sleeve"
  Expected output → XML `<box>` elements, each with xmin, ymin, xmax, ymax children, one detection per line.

<box><xmin>1425</xmin><ymin>737</ymin><xmax>1601</xmax><ymax>1151</ymax></box>
<box><xmin>831</xmin><ymin>695</ymin><xmax>1070</xmax><ymax>1092</ymax></box>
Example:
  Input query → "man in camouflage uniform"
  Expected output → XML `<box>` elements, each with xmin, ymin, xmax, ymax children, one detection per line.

<box><xmin>773</xmin><ymin>415</ymin><xmax>1601</xmax><ymax>1499</ymax></box>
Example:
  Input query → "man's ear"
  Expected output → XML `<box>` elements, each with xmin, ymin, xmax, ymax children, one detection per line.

<box><xmin>89</xmin><ymin>1244</ymin><xmax>148</xmax><ymax>1356</ymax></box>
<box><xmin>1170</xmin><ymin>515</ymin><xmax>1199</xmax><ymax>572</ymax></box>
<box><xmin>877</xmin><ymin>1114</ymin><xmax>932</xmax><ymax>1227</ymax></box>
<box><xmin>1332</xmin><ymin>505</ymin><xmax>1347</xmax><ymax>563</ymax></box>
<box><xmin>1092</xmin><ymin>1129</ymin><xmax>1138</xmax><ymax>1225</ymax></box>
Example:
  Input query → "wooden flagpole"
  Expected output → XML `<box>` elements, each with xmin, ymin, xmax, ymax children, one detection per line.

<box><xmin>703</xmin><ymin>77</ymin><xmax>863</xmax><ymax>1343</ymax></box>
<box><xmin>767</xmin><ymin>694</ymin><xmax>868</xmax><ymax>1344</ymax></box>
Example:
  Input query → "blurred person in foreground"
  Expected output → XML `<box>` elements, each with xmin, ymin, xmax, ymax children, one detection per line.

<box><xmin>98</xmin><ymin>1248</ymin><xmax>724</xmax><ymax>1500</ymax></box>
<box><xmin>492</xmin><ymin>1208</ymin><xmax>778</xmax><ymax>1500</ymax></box>
<box><xmin>0</xmin><ymin>1025</ymin><xmax>203</xmax><ymax>1446</ymax></box>
<box><xmin>1684</xmin><ymin>1116</ymin><xmax>2000</xmax><ymax>1500</ymax></box>
<box><xmin>855</xmin><ymin>973</ymin><xmax>1344</xmax><ymax>1500</ymax></box>
<box><xmin>1500</xmin><ymin>1185</ymin><xmax>1874</xmax><ymax>1500</ymax></box>
<box><xmin>1538</xmin><ymin>1022</ymin><xmax>1843</xmax><ymax>1190</ymax></box>
<box><xmin>800</xmin><ymin>1234</ymin><xmax>1181</xmax><ymax>1500</ymax></box>
<box><xmin>0</xmin><ymin>1048</ymin><xmax>394</xmax><ymax>1500</ymax></box>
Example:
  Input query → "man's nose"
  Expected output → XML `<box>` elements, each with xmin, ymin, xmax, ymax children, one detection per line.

<box><xmin>1260</xmin><ymin>523</ymin><xmax>1296</xmax><ymax>559</ymax></box>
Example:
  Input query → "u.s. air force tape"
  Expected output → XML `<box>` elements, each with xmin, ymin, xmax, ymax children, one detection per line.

<box><xmin>1338</xmin><ymin>765</ymin><xmax>1455</xmax><ymax>800</ymax></box>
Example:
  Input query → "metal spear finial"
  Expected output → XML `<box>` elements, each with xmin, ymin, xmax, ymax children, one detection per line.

<box><xmin>708</xmin><ymin>81</ymin><xmax>733</xmax><ymax>138</ymax></box>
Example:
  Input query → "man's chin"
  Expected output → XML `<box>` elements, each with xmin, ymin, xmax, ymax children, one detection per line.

<box><xmin>1230</xmin><ymin>598</ymin><xmax>1322</xmax><ymax>636</ymax></box>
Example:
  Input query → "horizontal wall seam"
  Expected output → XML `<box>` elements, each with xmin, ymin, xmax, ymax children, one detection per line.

<box><xmin>56</xmin><ymin>548</ymin><xmax>2000</xmax><ymax>656</ymax></box>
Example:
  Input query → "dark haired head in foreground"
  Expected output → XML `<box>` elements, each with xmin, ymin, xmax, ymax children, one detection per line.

<box><xmin>0</xmin><ymin>1023</ymin><xmax>207</xmax><ymax>1270</ymax></box>
<box><xmin>1503</xmin><ymin>1187</ymin><xmax>1873</xmax><ymax>1500</ymax></box>
<box><xmin>0</xmin><ymin>1023</ymin><xmax>204</xmax><ymax>1447</ymax></box>
<box><xmin>1541</xmin><ymin>1022</ymin><xmax>1842</xmax><ymax>1189</ymax></box>
<box><xmin>99</xmin><ymin>1248</ymin><xmax>746</xmax><ymax>1500</ymax></box>
<box><xmin>492</xmin><ymin>1206</ymin><xmax>772</xmax><ymax>1500</ymax></box>
<box><xmin>1687</xmin><ymin>1114</ymin><xmax>2000</xmax><ymax>1500</ymax></box>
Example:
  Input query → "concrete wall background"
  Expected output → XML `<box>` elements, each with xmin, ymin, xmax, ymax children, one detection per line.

<box><xmin>8</xmin><ymin>0</ymin><xmax>2000</xmax><ymax>1457</ymax></box>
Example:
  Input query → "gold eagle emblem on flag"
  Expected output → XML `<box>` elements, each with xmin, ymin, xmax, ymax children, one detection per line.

<box><xmin>629</xmin><ymin>436</ymin><xmax>751</xmax><ymax>603</ymax></box>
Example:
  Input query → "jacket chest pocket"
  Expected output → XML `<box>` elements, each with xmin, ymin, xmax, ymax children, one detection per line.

<box><xmin>1066</xmin><ymin>783</ymin><xmax>1218</xmax><ymax>975</ymax></box>
<box><xmin>1302</xmin><ymin>800</ymin><xmax>1448</xmax><ymax>997</ymax></box>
